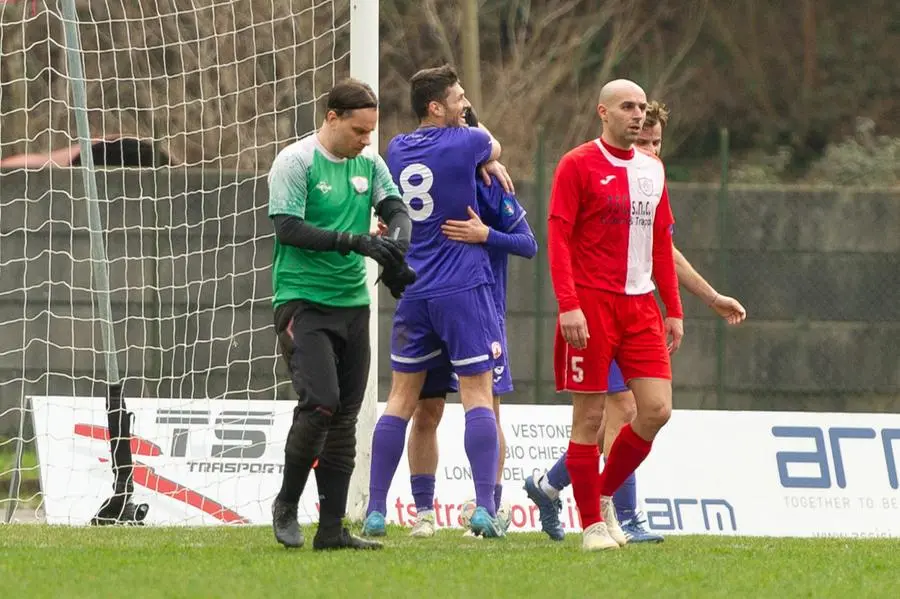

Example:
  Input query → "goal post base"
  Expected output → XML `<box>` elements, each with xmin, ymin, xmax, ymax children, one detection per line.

<box><xmin>89</xmin><ymin>383</ymin><xmax>149</xmax><ymax>526</ymax></box>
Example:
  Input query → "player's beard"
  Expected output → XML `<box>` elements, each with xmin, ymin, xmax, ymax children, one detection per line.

<box><xmin>448</xmin><ymin>111</ymin><xmax>465</xmax><ymax>127</ymax></box>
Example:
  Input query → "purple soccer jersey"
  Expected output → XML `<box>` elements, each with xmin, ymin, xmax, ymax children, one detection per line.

<box><xmin>387</xmin><ymin>126</ymin><xmax>502</xmax><ymax>376</ymax></box>
<box><xmin>386</xmin><ymin>126</ymin><xmax>494</xmax><ymax>299</ymax></box>
<box><xmin>476</xmin><ymin>178</ymin><xmax>527</xmax><ymax>318</ymax></box>
<box><xmin>420</xmin><ymin>178</ymin><xmax>529</xmax><ymax>397</ymax></box>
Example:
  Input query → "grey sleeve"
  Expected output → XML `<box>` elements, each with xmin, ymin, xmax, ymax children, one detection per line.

<box><xmin>375</xmin><ymin>196</ymin><xmax>411</xmax><ymax>244</ymax></box>
<box><xmin>272</xmin><ymin>214</ymin><xmax>341</xmax><ymax>252</ymax></box>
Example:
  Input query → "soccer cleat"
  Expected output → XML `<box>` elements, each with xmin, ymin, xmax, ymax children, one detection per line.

<box><xmin>409</xmin><ymin>511</ymin><xmax>437</xmax><ymax>538</ymax></box>
<box><xmin>272</xmin><ymin>498</ymin><xmax>304</xmax><ymax>548</ymax></box>
<box><xmin>523</xmin><ymin>474</ymin><xmax>565</xmax><ymax>541</ymax></box>
<box><xmin>496</xmin><ymin>501</ymin><xmax>512</xmax><ymax>534</ymax></box>
<box><xmin>469</xmin><ymin>506</ymin><xmax>505</xmax><ymax>538</ymax></box>
<box><xmin>361</xmin><ymin>511</ymin><xmax>386</xmax><ymax>537</ymax></box>
<box><xmin>600</xmin><ymin>495</ymin><xmax>628</xmax><ymax>547</ymax></box>
<box><xmin>621</xmin><ymin>512</ymin><xmax>664</xmax><ymax>544</ymax></box>
<box><xmin>314</xmin><ymin>527</ymin><xmax>383</xmax><ymax>551</ymax></box>
<box><xmin>581</xmin><ymin>521</ymin><xmax>620</xmax><ymax>551</ymax></box>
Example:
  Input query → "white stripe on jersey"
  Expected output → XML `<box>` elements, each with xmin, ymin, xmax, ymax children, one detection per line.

<box><xmin>594</xmin><ymin>141</ymin><xmax>666</xmax><ymax>295</ymax></box>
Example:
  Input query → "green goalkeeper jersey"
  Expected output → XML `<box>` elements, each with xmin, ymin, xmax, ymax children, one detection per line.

<box><xmin>267</xmin><ymin>133</ymin><xmax>399</xmax><ymax>308</ymax></box>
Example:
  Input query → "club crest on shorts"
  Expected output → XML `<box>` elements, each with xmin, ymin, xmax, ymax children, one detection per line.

<box><xmin>637</xmin><ymin>177</ymin><xmax>654</xmax><ymax>196</ymax></box>
<box><xmin>491</xmin><ymin>341</ymin><xmax>503</xmax><ymax>359</ymax></box>
<box><xmin>350</xmin><ymin>176</ymin><xmax>369</xmax><ymax>194</ymax></box>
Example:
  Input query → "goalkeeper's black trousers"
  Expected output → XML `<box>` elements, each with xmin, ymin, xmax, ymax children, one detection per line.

<box><xmin>274</xmin><ymin>299</ymin><xmax>370</xmax><ymax>515</ymax></box>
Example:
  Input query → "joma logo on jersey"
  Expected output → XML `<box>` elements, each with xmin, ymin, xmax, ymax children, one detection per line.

<box><xmin>316</xmin><ymin>181</ymin><xmax>332</xmax><ymax>194</ymax></box>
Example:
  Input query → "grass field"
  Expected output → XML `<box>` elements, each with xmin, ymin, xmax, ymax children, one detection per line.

<box><xmin>2</xmin><ymin>524</ymin><xmax>897</xmax><ymax>598</ymax></box>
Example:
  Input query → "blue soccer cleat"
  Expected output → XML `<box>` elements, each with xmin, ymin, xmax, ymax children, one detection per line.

<box><xmin>469</xmin><ymin>506</ymin><xmax>505</xmax><ymax>538</ymax></box>
<box><xmin>621</xmin><ymin>512</ymin><xmax>664</xmax><ymax>544</ymax></box>
<box><xmin>361</xmin><ymin>511</ymin><xmax>386</xmax><ymax>537</ymax></box>
<box><xmin>523</xmin><ymin>474</ymin><xmax>565</xmax><ymax>541</ymax></box>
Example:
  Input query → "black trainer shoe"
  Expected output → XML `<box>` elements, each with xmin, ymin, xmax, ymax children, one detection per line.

<box><xmin>313</xmin><ymin>527</ymin><xmax>383</xmax><ymax>551</ymax></box>
<box><xmin>272</xmin><ymin>498</ymin><xmax>304</xmax><ymax>548</ymax></box>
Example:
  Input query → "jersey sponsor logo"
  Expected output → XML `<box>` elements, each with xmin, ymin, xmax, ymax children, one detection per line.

<box><xmin>350</xmin><ymin>176</ymin><xmax>369</xmax><ymax>194</ymax></box>
<box><xmin>600</xmin><ymin>174</ymin><xmax>616</xmax><ymax>185</ymax></box>
<box><xmin>493</xmin><ymin>365</ymin><xmax>505</xmax><ymax>384</ymax></box>
<box><xmin>637</xmin><ymin>177</ymin><xmax>654</xmax><ymax>196</ymax></box>
<box><xmin>315</xmin><ymin>181</ymin><xmax>332</xmax><ymax>194</ymax></box>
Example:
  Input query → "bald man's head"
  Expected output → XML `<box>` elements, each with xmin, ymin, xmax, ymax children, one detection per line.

<box><xmin>596</xmin><ymin>79</ymin><xmax>648</xmax><ymax>150</ymax></box>
<box><xmin>598</xmin><ymin>79</ymin><xmax>645</xmax><ymax>105</ymax></box>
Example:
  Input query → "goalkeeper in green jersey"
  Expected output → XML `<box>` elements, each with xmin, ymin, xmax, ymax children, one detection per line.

<box><xmin>268</xmin><ymin>78</ymin><xmax>414</xmax><ymax>551</ymax></box>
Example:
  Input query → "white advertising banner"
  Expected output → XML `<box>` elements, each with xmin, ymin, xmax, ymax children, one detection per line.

<box><xmin>29</xmin><ymin>396</ymin><xmax>900</xmax><ymax>537</ymax></box>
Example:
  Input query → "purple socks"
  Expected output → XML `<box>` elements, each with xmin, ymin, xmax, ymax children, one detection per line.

<box><xmin>614</xmin><ymin>472</ymin><xmax>637</xmax><ymax>522</ymax></box>
<box><xmin>368</xmin><ymin>409</ymin><xmax>500</xmax><ymax>519</ymax></box>
<box><xmin>366</xmin><ymin>415</ymin><xmax>408</xmax><ymax>517</ymax></box>
<box><xmin>411</xmin><ymin>474</ymin><xmax>435</xmax><ymax>513</ymax></box>
<box><xmin>547</xmin><ymin>450</ymin><xmax>638</xmax><ymax>520</ymax></box>
<box><xmin>464</xmin><ymin>406</ymin><xmax>499</xmax><ymax>517</ymax></box>
<box><xmin>547</xmin><ymin>451</ymin><xmax>571</xmax><ymax>490</ymax></box>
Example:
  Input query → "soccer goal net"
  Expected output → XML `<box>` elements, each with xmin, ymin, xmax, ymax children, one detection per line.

<box><xmin>0</xmin><ymin>0</ymin><xmax>379</xmax><ymax>526</ymax></box>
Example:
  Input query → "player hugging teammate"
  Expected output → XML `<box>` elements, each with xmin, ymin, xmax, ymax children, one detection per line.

<box><xmin>362</xmin><ymin>65</ymin><xmax>534</xmax><ymax>539</ymax></box>
<box><xmin>267</xmin><ymin>70</ymin><xmax>745</xmax><ymax>551</ymax></box>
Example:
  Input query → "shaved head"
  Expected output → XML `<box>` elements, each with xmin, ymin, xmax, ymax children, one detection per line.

<box><xmin>596</xmin><ymin>79</ymin><xmax>648</xmax><ymax>150</ymax></box>
<box><xmin>598</xmin><ymin>79</ymin><xmax>646</xmax><ymax>106</ymax></box>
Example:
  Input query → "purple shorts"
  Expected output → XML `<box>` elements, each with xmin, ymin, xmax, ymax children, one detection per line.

<box><xmin>390</xmin><ymin>284</ymin><xmax>503</xmax><ymax>377</ymax></box>
<box><xmin>420</xmin><ymin>316</ymin><xmax>512</xmax><ymax>398</ymax></box>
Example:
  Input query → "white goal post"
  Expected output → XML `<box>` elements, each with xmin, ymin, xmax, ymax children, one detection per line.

<box><xmin>347</xmin><ymin>0</ymin><xmax>380</xmax><ymax>523</ymax></box>
<box><xmin>0</xmin><ymin>0</ymin><xmax>379</xmax><ymax>525</ymax></box>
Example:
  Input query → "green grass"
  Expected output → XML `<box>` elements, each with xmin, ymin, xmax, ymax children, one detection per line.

<box><xmin>2</xmin><ymin>525</ymin><xmax>898</xmax><ymax>598</ymax></box>
<box><xmin>0</xmin><ymin>447</ymin><xmax>41</xmax><ymax>507</ymax></box>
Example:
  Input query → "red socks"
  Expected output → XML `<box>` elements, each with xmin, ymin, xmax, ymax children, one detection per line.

<box><xmin>599</xmin><ymin>423</ymin><xmax>653</xmax><ymax>497</ymax></box>
<box><xmin>565</xmin><ymin>441</ymin><xmax>601</xmax><ymax>529</ymax></box>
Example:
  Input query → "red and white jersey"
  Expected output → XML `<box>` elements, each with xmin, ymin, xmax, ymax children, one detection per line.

<box><xmin>547</xmin><ymin>137</ymin><xmax>682</xmax><ymax>318</ymax></box>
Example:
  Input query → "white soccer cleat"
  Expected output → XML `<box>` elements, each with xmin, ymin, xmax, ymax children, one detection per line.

<box><xmin>600</xmin><ymin>495</ymin><xmax>628</xmax><ymax>547</ymax></box>
<box><xmin>409</xmin><ymin>511</ymin><xmax>437</xmax><ymax>538</ymax></box>
<box><xmin>458</xmin><ymin>499</ymin><xmax>477</xmax><ymax>528</ymax></box>
<box><xmin>496</xmin><ymin>501</ymin><xmax>512</xmax><ymax>533</ymax></box>
<box><xmin>582</xmin><ymin>521</ymin><xmax>620</xmax><ymax>551</ymax></box>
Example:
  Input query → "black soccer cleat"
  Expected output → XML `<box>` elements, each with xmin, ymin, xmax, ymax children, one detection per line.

<box><xmin>313</xmin><ymin>527</ymin><xmax>384</xmax><ymax>551</ymax></box>
<box><xmin>91</xmin><ymin>495</ymin><xmax>149</xmax><ymax>526</ymax></box>
<box><xmin>272</xmin><ymin>498</ymin><xmax>304</xmax><ymax>548</ymax></box>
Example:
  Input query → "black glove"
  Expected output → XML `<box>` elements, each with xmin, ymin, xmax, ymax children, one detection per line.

<box><xmin>336</xmin><ymin>233</ymin><xmax>406</xmax><ymax>270</ymax></box>
<box><xmin>463</xmin><ymin>106</ymin><xmax>479</xmax><ymax>128</ymax></box>
<box><xmin>377</xmin><ymin>262</ymin><xmax>417</xmax><ymax>299</ymax></box>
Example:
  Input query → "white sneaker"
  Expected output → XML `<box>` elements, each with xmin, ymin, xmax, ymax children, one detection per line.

<box><xmin>409</xmin><ymin>511</ymin><xmax>437</xmax><ymax>538</ymax></box>
<box><xmin>582</xmin><ymin>521</ymin><xmax>619</xmax><ymax>551</ymax></box>
<box><xmin>600</xmin><ymin>496</ymin><xmax>628</xmax><ymax>546</ymax></box>
<box><xmin>496</xmin><ymin>501</ymin><xmax>512</xmax><ymax>533</ymax></box>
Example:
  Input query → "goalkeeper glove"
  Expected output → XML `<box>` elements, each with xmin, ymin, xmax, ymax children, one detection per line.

<box><xmin>336</xmin><ymin>233</ymin><xmax>406</xmax><ymax>270</ymax></box>
<box><xmin>377</xmin><ymin>262</ymin><xmax>417</xmax><ymax>299</ymax></box>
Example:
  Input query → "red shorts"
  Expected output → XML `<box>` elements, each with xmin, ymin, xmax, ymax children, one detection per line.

<box><xmin>554</xmin><ymin>288</ymin><xmax>671</xmax><ymax>393</ymax></box>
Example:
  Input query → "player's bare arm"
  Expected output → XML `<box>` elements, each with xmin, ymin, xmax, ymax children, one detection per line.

<box><xmin>673</xmin><ymin>246</ymin><xmax>747</xmax><ymax>325</ymax></box>
<box><xmin>480</xmin><ymin>161</ymin><xmax>514</xmax><ymax>193</ymax></box>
